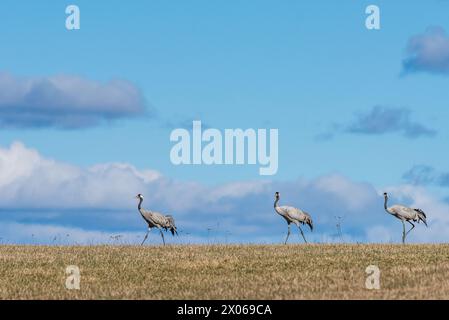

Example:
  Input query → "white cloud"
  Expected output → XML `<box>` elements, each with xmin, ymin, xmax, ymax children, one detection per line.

<box><xmin>0</xmin><ymin>141</ymin><xmax>157</xmax><ymax>209</ymax></box>
<box><xmin>366</xmin><ymin>225</ymin><xmax>395</xmax><ymax>243</ymax></box>
<box><xmin>0</xmin><ymin>141</ymin><xmax>272</xmax><ymax>213</ymax></box>
<box><xmin>310</xmin><ymin>174</ymin><xmax>375</xmax><ymax>210</ymax></box>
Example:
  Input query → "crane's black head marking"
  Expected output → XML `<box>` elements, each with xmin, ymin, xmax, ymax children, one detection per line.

<box><xmin>383</xmin><ymin>192</ymin><xmax>388</xmax><ymax>196</ymax></box>
<box><xmin>136</xmin><ymin>194</ymin><xmax>144</xmax><ymax>199</ymax></box>
<box><xmin>275</xmin><ymin>192</ymin><xmax>280</xmax><ymax>198</ymax></box>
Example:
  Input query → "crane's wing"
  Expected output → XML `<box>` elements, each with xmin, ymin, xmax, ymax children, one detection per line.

<box><xmin>279</xmin><ymin>206</ymin><xmax>301</xmax><ymax>220</ymax></box>
<box><xmin>389</xmin><ymin>205</ymin><xmax>418</xmax><ymax>220</ymax></box>
<box><xmin>141</xmin><ymin>209</ymin><xmax>169</xmax><ymax>227</ymax></box>
<box><xmin>279</xmin><ymin>206</ymin><xmax>313</xmax><ymax>231</ymax></box>
<box><xmin>139</xmin><ymin>209</ymin><xmax>154</xmax><ymax>225</ymax></box>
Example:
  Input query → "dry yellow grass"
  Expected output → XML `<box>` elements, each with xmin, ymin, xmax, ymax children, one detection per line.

<box><xmin>0</xmin><ymin>244</ymin><xmax>449</xmax><ymax>299</ymax></box>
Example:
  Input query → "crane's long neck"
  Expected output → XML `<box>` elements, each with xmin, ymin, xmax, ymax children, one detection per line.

<box><xmin>274</xmin><ymin>197</ymin><xmax>285</xmax><ymax>217</ymax></box>
<box><xmin>384</xmin><ymin>196</ymin><xmax>389</xmax><ymax>212</ymax></box>
<box><xmin>138</xmin><ymin>198</ymin><xmax>143</xmax><ymax>211</ymax></box>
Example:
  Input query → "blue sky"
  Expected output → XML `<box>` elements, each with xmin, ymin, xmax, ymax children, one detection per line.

<box><xmin>1</xmin><ymin>1</ymin><xmax>449</xmax><ymax>244</ymax></box>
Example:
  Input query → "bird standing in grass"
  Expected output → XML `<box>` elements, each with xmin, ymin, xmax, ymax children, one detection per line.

<box><xmin>135</xmin><ymin>194</ymin><xmax>178</xmax><ymax>246</ymax></box>
<box><xmin>383</xmin><ymin>192</ymin><xmax>427</xmax><ymax>244</ymax></box>
<box><xmin>274</xmin><ymin>192</ymin><xmax>313</xmax><ymax>244</ymax></box>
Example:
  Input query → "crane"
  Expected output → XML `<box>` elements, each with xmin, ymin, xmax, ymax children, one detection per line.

<box><xmin>274</xmin><ymin>192</ymin><xmax>313</xmax><ymax>244</ymax></box>
<box><xmin>383</xmin><ymin>192</ymin><xmax>427</xmax><ymax>243</ymax></box>
<box><xmin>135</xmin><ymin>194</ymin><xmax>178</xmax><ymax>246</ymax></box>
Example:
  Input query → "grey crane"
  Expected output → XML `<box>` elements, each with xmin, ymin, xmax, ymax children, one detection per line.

<box><xmin>383</xmin><ymin>192</ymin><xmax>428</xmax><ymax>244</ymax></box>
<box><xmin>274</xmin><ymin>192</ymin><xmax>313</xmax><ymax>244</ymax></box>
<box><xmin>135</xmin><ymin>194</ymin><xmax>178</xmax><ymax>246</ymax></box>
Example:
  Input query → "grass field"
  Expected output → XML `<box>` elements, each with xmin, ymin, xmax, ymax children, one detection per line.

<box><xmin>0</xmin><ymin>244</ymin><xmax>449</xmax><ymax>299</ymax></box>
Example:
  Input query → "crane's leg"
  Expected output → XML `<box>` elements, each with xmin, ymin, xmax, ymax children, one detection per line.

<box><xmin>405</xmin><ymin>221</ymin><xmax>415</xmax><ymax>239</ymax></box>
<box><xmin>141</xmin><ymin>228</ymin><xmax>151</xmax><ymax>246</ymax></box>
<box><xmin>401</xmin><ymin>220</ymin><xmax>406</xmax><ymax>244</ymax></box>
<box><xmin>298</xmin><ymin>225</ymin><xmax>308</xmax><ymax>244</ymax></box>
<box><xmin>159</xmin><ymin>229</ymin><xmax>166</xmax><ymax>246</ymax></box>
<box><xmin>284</xmin><ymin>224</ymin><xmax>291</xmax><ymax>245</ymax></box>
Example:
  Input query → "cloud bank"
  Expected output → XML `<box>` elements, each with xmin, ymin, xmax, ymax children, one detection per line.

<box><xmin>0</xmin><ymin>72</ymin><xmax>147</xmax><ymax>129</ymax></box>
<box><xmin>0</xmin><ymin>142</ymin><xmax>447</xmax><ymax>244</ymax></box>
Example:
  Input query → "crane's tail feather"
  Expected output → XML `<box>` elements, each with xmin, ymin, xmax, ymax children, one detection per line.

<box><xmin>165</xmin><ymin>215</ymin><xmax>179</xmax><ymax>236</ymax></box>
<box><xmin>414</xmin><ymin>209</ymin><xmax>428</xmax><ymax>227</ymax></box>
<box><xmin>307</xmin><ymin>220</ymin><xmax>313</xmax><ymax>232</ymax></box>
<box><xmin>304</xmin><ymin>214</ymin><xmax>313</xmax><ymax>231</ymax></box>
<box><xmin>170</xmin><ymin>226</ymin><xmax>178</xmax><ymax>236</ymax></box>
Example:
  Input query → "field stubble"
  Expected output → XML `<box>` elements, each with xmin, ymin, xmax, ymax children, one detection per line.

<box><xmin>0</xmin><ymin>244</ymin><xmax>448</xmax><ymax>299</ymax></box>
